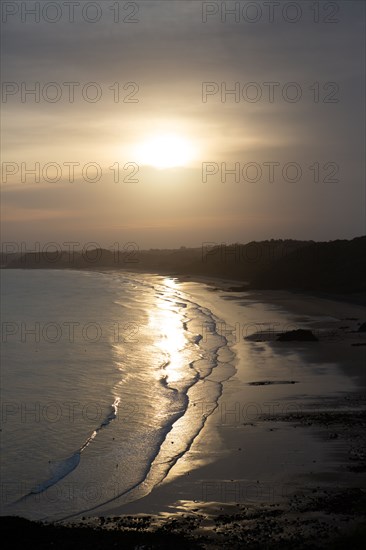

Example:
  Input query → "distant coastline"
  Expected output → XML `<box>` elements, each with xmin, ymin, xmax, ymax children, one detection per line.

<box><xmin>2</xmin><ymin>237</ymin><xmax>365</xmax><ymax>298</ymax></box>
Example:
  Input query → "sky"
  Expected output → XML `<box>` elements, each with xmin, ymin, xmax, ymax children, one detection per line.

<box><xmin>1</xmin><ymin>0</ymin><xmax>365</xmax><ymax>249</ymax></box>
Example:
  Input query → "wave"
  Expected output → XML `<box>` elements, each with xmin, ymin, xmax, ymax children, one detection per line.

<box><xmin>16</xmin><ymin>399</ymin><xmax>120</xmax><ymax>502</ymax></box>
<box><xmin>27</xmin><ymin>453</ymin><xmax>81</xmax><ymax>496</ymax></box>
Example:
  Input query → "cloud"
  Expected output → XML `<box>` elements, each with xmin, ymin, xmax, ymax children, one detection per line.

<box><xmin>1</xmin><ymin>0</ymin><xmax>364</xmax><ymax>246</ymax></box>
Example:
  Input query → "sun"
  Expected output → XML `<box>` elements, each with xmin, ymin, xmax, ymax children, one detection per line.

<box><xmin>134</xmin><ymin>133</ymin><xmax>196</xmax><ymax>169</ymax></box>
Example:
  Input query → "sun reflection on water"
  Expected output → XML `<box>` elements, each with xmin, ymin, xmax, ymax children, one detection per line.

<box><xmin>148</xmin><ymin>280</ymin><xmax>191</xmax><ymax>386</ymax></box>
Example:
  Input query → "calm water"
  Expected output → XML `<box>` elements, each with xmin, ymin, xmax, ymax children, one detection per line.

<box><xmin>0</xmin><ymin>269</ymin><xmax>235</xmax><ymax>521</ymax></box>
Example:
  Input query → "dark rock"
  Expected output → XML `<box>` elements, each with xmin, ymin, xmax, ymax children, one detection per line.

<box><xmin>277</xmin><ymin>329</ymin><xmax>318</xmax><ymax>342</ymax></box>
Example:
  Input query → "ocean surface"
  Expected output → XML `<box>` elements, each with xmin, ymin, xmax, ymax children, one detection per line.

<box><xmin>0</xmin><ymin>269</ymin><xmax>235</xmax><ymax>521</ymax></box>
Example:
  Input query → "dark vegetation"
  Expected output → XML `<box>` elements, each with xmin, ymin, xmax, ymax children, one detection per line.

<box><xmin>1</xmin><ymin>236</ymin><xmax>365</xmax><ymax>294</ymax></box>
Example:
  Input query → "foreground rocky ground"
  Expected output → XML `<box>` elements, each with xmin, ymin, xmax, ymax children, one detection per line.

<box><xmin>1</xmin><ymin>485</ymin><xmax>366</xmax><ymax>550</ymax></box>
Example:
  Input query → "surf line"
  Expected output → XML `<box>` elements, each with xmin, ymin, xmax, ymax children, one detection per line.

<box><xmin>14</xmin><ymin>398</ymin><xmax>120</xmax><ymax>503</ymax></box>
<box><xmin>59</xmin><ymin>298</ymin><xmax>236</xmax><ymax>522</ymax></box>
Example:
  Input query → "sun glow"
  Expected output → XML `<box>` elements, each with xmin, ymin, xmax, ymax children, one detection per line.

<box><xmin>134</xmin><ymin>133</ymin><xmax>196</xmax><ymax>169</ymax></box>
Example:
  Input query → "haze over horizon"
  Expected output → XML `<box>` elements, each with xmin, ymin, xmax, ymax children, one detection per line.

<box><xmin>1</xmin><ymin>0</ymin><xmax>365</xmax><ymax>248</ymax></box>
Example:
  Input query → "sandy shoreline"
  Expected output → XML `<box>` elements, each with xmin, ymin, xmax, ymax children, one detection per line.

<box><xmin>3</xmin><ymin>275</ymin><xmax>366</xmax><ymax>548</ymax></box>
<box><xmin>104</xmin><ymin>281</ymin><xmax>366</xmax><ymax>505</ymax></box>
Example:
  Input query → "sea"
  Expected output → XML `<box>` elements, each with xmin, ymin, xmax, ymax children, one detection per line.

<box><xmin>0</xmin><ymin>269</ymin><xmax>235</xmax><ymax>521</ymax></box>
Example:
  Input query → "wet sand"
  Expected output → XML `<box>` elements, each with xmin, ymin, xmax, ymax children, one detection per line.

<box><xmin>2</xmin><ymin>281</ymin><xmax>366</xmax><ymax>548</ymax></box>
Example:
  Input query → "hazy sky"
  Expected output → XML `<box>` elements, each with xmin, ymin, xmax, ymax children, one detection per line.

<box><xmin>1</xmin><ymin>0</ymin><xmax>365</xmax><ymax>249</ymax></box>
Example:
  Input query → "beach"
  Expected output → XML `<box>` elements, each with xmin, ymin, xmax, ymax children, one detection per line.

<box><xmin>2</xmin><ymin>275</ymin><xmax>366</xmax><ymax>548</ymax></box>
